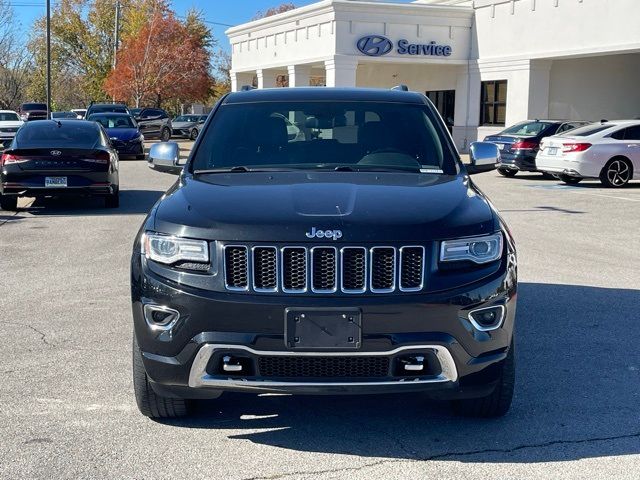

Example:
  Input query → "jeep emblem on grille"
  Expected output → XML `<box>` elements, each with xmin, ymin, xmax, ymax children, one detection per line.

<box><xmin>305</xmin><ymin>227</ymin><xmax>343</xmax><ymax>241</ymax></box>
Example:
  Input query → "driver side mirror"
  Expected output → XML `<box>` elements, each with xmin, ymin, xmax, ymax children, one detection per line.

<box><xmin>467</xmin><ymin>142</ymin><xmax>500</xmax><ymax>175</ymax></box>
<box><xmin>148</xmin><ymin>142</ymin><xmax>182</xmax><ymax>175</ymax></box>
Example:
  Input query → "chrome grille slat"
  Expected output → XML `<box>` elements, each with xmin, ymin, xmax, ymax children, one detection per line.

<box><xmin>399</xmin><ymin>246</ymin><xmax>425</xmax><ymax>292</ymax></box>
<box><xmin>252</xmin><ymin>246</ymin><xmax>278</xmax><ymax>292</ymax></box>
<box><xmin>281</xmin><ymin>247</ymin><xmax>308</xmax><ymax>293</ymax></box>
<box><xmin>224</xmin><ymin>245</ymin><xmax>249</xmax><ymax>291</ymax></box>
<box><xmin>370</xmin><ymin>247</ymin><xmax>396</xmax><ymax>293</ymax></box>
<box><xmin>311</xmin><ymin>247</ymin><xmax>338</xmax><ymax>293</ymax></box>
<box><xmin>223</xmin><ymin>244</ymin><xmax>425</xmax><ymax>294</ymax></box>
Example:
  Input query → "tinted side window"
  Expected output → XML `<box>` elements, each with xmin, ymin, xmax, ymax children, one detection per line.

<box><xmin>623</xmin><ymin>125</ymin><xmax>640</xmax><ymax>140</ymax></box>
<box><xmin>610</xmin><ymin>129</ymin><xmax>626</xmax><ymax>140</ymax></box>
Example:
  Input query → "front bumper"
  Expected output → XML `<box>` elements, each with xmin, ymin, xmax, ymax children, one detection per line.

<box><xmin>132</xmin><ymin>243</ymin><xmax>517</xmax><ymax>399</ymax></box>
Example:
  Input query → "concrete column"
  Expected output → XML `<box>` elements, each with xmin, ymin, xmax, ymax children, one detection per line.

<box><xmin>230</xmin><ymin>71</ymin><xmax>255</xmax><ymax>92</ymax></box>
<box><xmin>257</xmin><ymin>69</ymin><xmax>278</xmax><ymax>89</ymax></box>
<box><xmin>527</xmin><ymin>60</ymin><xmax>552</xmax><ymax>120</ymax></box>
<box><xmin>452</xmin><ymin>63</ymin><xmax>481</xmax><ymax>151</ymax></box>
<box><xmin>287</xmin><ymin>64</ymin><xmax>312</xmax><ymax>87</ymax></box>
<box><xmin>324</xmin><ymin>56</ymin><xmax>358</xmax><ymax>88</ymax></box>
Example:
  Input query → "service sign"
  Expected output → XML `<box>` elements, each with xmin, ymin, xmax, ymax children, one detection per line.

<box><xmin>357</xmin><ymin>35</ymin><xmax>452</xmax><ymax>58</ymax></box>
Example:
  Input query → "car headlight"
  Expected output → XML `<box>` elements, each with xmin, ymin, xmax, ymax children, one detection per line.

<box><xmin>142</xmin><ymin>233</ymin><xmax>209</xmax><ymax>265</ymax></box>
<box><xmin>440</xmin><ymin>233</ymin><xmax>503</xmax><ymax>264</ymax></box>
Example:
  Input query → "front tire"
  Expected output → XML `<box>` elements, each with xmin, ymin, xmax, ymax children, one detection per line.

<box><xmin>451</xmin><ymin>342</ymin><xmax>515</xmax><ymax>418</ymax></box>
<box><xmin>559</xmin><ymin>174</ymin><xmax>582</xmax><ymax>185</ymax></box>
<box><xmin>160</xmin><ymin>127</ymin><xmax>171</xmax><ymax>142</ymax></box>
<box><xmin>190</xmin><ymin>128</ymin><xmax>198</xmax><ymax>141</ymax></box>
<box><xmin>133</xmin><ymin>334</ymin><xmax>190</xmax><ymax>419</ymax></box>
<box><xmin>0</xmin><ymin>195</ymin><xmax>18</xmax><ymax>211</ymax></box>
<box><xmin>498</xmin><ymin>168</ymin><xmax>517</xmax><ymax>178</ymax></box>
<box><xmin>600</xmin><ymin>157</ymin><xmax>633</xmax><ymax>188</ymax></box>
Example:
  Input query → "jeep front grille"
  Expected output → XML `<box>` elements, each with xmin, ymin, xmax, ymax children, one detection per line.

<box><xmin>223</xmin><ymin>245</ymin><xmax>426</xmax><ymax>294</ymax></box>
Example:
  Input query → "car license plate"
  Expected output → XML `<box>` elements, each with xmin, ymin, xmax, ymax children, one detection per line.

<box><xmin>497</xmin><ymin>144</ymin><xmax>505</xmax><ymax>150</ymax></box>
<box><xmin>285</xmin><ymin>308</ymin><xmax>362</xmax><ymax>350</ymax></box>
<box><xmin>547</xmin><ymin>147</ymin><xmax>558</xmax><ymax>155</ymax></box>
<box><xmin>45</xmin><ymin>176</ymin><xmax>67</xmax><ymax>187</ymax></box>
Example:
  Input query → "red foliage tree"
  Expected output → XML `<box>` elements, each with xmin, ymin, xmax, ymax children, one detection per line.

<box><xmin>104</xmin><ymin>13</ymin><xmax>213</xmax><ymax>107</ymax></box>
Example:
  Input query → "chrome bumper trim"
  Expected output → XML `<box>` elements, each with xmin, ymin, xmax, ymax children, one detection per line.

<box><xmin>188</xmin><ymin>344</ymin><xmax>458</xmax><ymax>390</ymax></box>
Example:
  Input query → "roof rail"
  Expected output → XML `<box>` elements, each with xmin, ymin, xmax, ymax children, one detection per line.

<box><xmin>240</xmin><ymin>85</ymin><xmax>257</xmax><ymax>91</ymax></box>
<box><xmin>391</xmin><ymin>84</ymin><xmax>409</xmax><ymax>92</ymax></box>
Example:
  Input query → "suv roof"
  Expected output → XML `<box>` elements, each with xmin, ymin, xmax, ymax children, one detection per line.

<box><xmin>223</xmin><ymin>87</ymin><xmax>427</xmax><ymax>105</ymax></box>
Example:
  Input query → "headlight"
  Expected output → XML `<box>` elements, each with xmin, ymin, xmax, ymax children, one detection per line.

<box><xmin>142</xmin><ymin>233</ymin><xmax>209</xmax><ymax>265</ymax></box>
<box><xmin>440</xmin><ymin>233</ymin><xmax>502</xmax><ymax>264</ymax></box>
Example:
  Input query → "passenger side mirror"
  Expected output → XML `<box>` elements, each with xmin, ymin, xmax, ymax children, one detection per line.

<box><xmin>467</xmin><ymin>142</ymin><xmax>500</xmax><ymax>175</ymax></box>
<box><xmin>148</xmin><ymin>142</ymin><xmax>182</xmax><ymax>175</ymax></box>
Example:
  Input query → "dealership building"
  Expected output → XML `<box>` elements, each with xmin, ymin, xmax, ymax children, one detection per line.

<box><xmin>227</xmin><ymin>0</ymin><xmax>640</xmax><ymax>151</ymax></box>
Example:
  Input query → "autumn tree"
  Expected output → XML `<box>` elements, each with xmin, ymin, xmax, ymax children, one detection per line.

<box><xmin>0</xmin><ymin>0</ymin><xmax>32</xmax><ymax>109</ymax></box>
<box><xmin>252</xmin><ymin>3</ymin><xmax>297</xmax><ymax>20</ymax></box>
<box><xmin>104</xmin><ymin>13</ymin><xmax>214</xmax><ymax>108</ymax></box>
<box><xmin>26</xmin><ymin>0</ymin><xmax>171</xmax><ymax>107</ymax></box>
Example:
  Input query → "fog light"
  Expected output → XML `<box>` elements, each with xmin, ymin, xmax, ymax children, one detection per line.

<box><xmin>468</xmin><ymin>305</ymin><xmax>505</xmax><ymax>331</ymax></box>
<box><xmin>143</xmin><ymin>304</ymin><xmax>180</xmax><ymax>331</ymax></box>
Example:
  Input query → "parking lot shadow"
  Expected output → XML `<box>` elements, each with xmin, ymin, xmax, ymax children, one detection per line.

<box><xmin>21</xmin><ymin>189</ymin><xmax>165</xmax><ymax>216</ymax></box>
<box><xmin>165</xmin><ymin>282</ymin><xmax>640</xmax><ymax>464</ymax></box>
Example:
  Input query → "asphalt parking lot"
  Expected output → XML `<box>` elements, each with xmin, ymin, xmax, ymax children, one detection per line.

<box><xmin>0</xmin><ymin>144</ymin><xmax>639</xmax><ymax>479</ymax></box>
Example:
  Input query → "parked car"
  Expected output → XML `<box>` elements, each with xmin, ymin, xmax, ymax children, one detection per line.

<box><xmin>171</xmin><ymin>114</ymin><xmax>208</xmax><ymax>140</ymax></box>
<box><xmin>485</xmin><ymin>119</ymin><xmax>589</xmax><ymax>177</ymax></box>
<box><xmin>18</xmin><ymin>102</ymin><xmax>48</xmax><ymax>121</ymax></box>
<box><xmin>133</xmin><ymin>107</ymin><xmax>172</xmax><ymax>141</ymax></box>
<box><xmin>88</xmin><ymin>112</ymin><xmax>145</xmax><ymax>160</ymax></box>
<box><xmin>0</xmin><ymin>110</ymin><xmax>23</xmax><ymax>149</ymax></box>
<box><xmin>132</xmin><ymin>87</ymin><xmax>517</xmax><ymax>420</ymax></box>
<box><xmin>51</xmin><ymin>111</ymin><xmax>79</xmax><ymax>119</ymax></box>
<box><xmin>536</xmin><ymin>120</ymin><xmax>640</xmax><ymax>187</ymax></box>
<box><xmin>129</xmin><ymin>108</ymin><xmax>143</xmax><ymax>118</ymax></box>
<box><xmin>0</xmin><ymin>119</ymin><xmax>120</xmax><ymax>210</ymax></box>
<box><xmin>85</xmin><ymin>102</ymin><xmax>130</xmax><ymax>118</ymax></box>
<box><xmin>71</xmin><ymin>108</ymin><xmax>87</xmax><ymax>119</ymax></box>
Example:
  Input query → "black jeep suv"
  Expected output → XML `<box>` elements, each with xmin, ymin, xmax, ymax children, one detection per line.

<box><xmin>132</xmin><ymin>87</ymin><xmax>517</xmax><ymax>419</ymax></box>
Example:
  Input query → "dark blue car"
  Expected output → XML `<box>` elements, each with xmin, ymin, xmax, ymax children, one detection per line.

<box><xmin>88</xmin><ymin>112</ymin><xmax>145</xmax><ymax>159</ymax></box>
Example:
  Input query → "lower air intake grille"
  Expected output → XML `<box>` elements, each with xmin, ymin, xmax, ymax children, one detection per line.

<box><xmin>258</xmin><ymin>356</ymin><xmax>390</xmax><ymax>378</ymax></box>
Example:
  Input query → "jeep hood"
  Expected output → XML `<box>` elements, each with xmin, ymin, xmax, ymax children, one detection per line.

<box><xmin>153</xmin><ymin>172</ymin><xmax>497</xmax><ymax>243</ymax></box>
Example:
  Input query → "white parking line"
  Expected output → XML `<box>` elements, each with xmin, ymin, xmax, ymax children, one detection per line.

<box><xmin>527</xmin><ymin>184</ymin><xmax>640</xmax><ymax>202</ymax></box>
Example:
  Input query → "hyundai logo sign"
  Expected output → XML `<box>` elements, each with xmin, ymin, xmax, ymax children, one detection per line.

<box><xmin>356</xmin><ymin>35</ymin><xmax>452</xmax><ymax>57</ymax></box>
<box><xmin>357</xmin><ymin>35</ymin><xmax>393</xmax><ymax>57</ymax></box>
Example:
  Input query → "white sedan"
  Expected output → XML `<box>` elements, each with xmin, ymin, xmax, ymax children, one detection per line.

<box><xmin>0</xmin><ymin>110</ymin><xmax>24</xmax><ymax>148</ymax></box>
<box><xmin>536</xmin><ymin>120</ymin><xmax>640</xmax><ymax>187</ymax></box>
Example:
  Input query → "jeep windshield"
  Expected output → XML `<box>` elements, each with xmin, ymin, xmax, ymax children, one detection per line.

<box><xmin>191</xmin><ymin>101</ymin><xmax>457</xmax><ymax>174</ymax></box>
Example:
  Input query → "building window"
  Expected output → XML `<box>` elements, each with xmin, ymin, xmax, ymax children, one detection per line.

<box><xmin>480</xmin><ymin>80</ymin><xmax>507</xmax><ymax>126</ymax></box>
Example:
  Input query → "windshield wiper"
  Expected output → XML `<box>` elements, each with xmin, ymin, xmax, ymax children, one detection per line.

<box><xmin>193</xmin><ymin>166</ymin><xmax>296</xmax><ymax>175</ymax></box>
<box><xmin>330</xmin><ymin>165</ymin><xmax>422</xmax><ymax>173</ymax></box>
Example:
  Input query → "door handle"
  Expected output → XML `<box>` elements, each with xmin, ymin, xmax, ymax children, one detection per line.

<box><xmin>628</xmin><ymin>144</ymin><xmax>640</xmax><ymax>148</ymax></box>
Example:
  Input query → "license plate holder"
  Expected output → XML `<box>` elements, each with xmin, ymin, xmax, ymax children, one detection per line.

<box><xmin>547</xmin><ymin>147</ymin><xmax>558</xmax><ymax>155</ymax></box>
<box><xmin>45</xmin><ymin>176</ymin><xmax>67</xmax><ymax>188</ymax></box>
<box><xmin>285</xmin><ymin>308</ymin><xmax>362</xmax><ymax>350</ymax></box>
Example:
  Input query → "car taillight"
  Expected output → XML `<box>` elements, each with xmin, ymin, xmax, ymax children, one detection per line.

<box><xmin>512</xmin><ymin>140</ymin><xmax>538</xmax><ymax>150</ymax></box>
<box><xmin>561</xmin><ymin>143</ymin><xmax>592</xmax><ymax>153</ymax></box>
<box><xmin>84</xmin><ymin>151</ymin><xmax>111</xmax><ymax>165</ymax></box>
<box><xmin>1</xmin><ymin>153</ymin><xmax>27</xmax><ymax>166</ymax></box>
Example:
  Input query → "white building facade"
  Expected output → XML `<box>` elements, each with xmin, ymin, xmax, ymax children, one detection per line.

<box><xmin>227</xmin><ymin>0</ymin><xmax>640</xmax><ymax>151</ymax></box>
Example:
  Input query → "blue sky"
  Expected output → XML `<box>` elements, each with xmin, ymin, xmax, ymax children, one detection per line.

<box><xmin>9</xmin><ymin>0</ymin><xmax>318</xmax><ymax>48</ymax></box>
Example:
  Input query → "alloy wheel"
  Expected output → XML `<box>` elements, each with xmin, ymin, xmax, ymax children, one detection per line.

<box><xmin>606</xmin><ymin>160</ymin><xmax>631</xmax><ymax>187</ymax></box>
